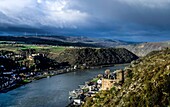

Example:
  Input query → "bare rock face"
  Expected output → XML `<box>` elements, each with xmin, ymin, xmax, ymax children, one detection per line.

<box><xmin>56</xmin><ymin>48</ymin><xmax>139</xmax><ymax>67</ymax></box>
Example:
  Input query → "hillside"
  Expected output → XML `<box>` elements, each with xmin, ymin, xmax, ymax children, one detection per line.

<box><xmin>56</xmin><ymin>48</ymin><xmax>138</xmax><ymax>67</ymax></box>
<box><xmin>0</xmin><ymin>44</ymin><xmax>138</xmax><ymax>68</ymax></box>
<box><xmin>83</xmin><ymin>49</ymin><xmax>170</xmax><ymax>107</ymax></box>
<box><xmin>0</xmin><ymin>36</ymin><xmax>137</xmax><ymax>47</ymax></box>
<box><xmin>117</xmin><ymin>42</ymin><xmax>170</xmax><ymax>57</ymax></box>
<box><xmin>36</xmin><ymin>36</ymin><xmax>137</xmax><ymax>47</ymax></box>
<box><xmin>0</xmin><ymin>36</ymin><xmax>97</xmax><ymax>47</ymax></box>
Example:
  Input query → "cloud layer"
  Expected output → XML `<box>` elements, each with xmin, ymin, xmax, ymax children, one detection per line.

<box><xmin>0</xmin><ymin>0</ymin><xmax>90</xmax><ymax>28</ymax></box>
<box><xmin>0</xmin><ymin>0</ymin><xmax>170</xmax><ymax>41</ymax></box>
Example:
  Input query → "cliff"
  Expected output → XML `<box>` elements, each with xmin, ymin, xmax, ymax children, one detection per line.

<box><xmin>83</xmin><ymin>49</ymin><xmax>170</xmax><ymax>107</ymax></box>
<box><xmin>56</xmin><ymin>48</ymin><xmax>139</xmax><ymax>67</ymax></box>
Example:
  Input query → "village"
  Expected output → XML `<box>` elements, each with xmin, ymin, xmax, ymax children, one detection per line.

<box><xmin>0</xmin><ymin>52</ymin><xmax>44</xmax><ymax>92</ymax></box>
<box><xmin>68</xmin><ymin>68</ymin><xmax>126</xmax><ymax>106</ymax></box>
<box><xmin>0</xmin><ymin>50</ymin><xmax>72</xmax><ymax>93</ymax></box>
<box><xmin>0</xmin><ymin>49</ymin><xmax>109</xmax><ymax>93</ymax></box>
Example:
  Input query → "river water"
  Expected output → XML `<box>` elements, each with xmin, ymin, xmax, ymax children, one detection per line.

<box><xmin>0</xmin><ymin>64</ymin><xmax>128</xmax><ymax>107</ymax></box>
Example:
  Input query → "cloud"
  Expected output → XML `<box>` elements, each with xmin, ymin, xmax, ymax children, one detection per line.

<box><xmin>0</xmin><ymin>0</ymin><xmax>90</xmax><ymax>28</ymax></box>
<box><xmin>42</xmin><ymin>0</ymin><xmax>89</xmax><ymax>28</ymax></box>
<box><xmin>121</xmin><ymin>0</ymin><xmax>170</xmax><ymax>8</ymax></box>
<box><xmin>0</xmin><ymin>0</ymin><xmax>170</xmax><ymax>41</ymax></box>
<box><xmin>1</xmin><ymin>0</ymin><xmax>170</xmax><ymax>28</ymax></box>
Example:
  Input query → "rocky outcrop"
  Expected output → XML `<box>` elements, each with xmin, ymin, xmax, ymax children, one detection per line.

<box><xmin>56</xmin><ymin>48</ymin><xmax>139</xmax><ymax>67</ymax></box>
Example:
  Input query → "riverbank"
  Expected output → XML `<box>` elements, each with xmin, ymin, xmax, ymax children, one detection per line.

<box><xmin>0</xmin><ymin>64</ymin><xmax>130</xmax><ymax>93</ymax></box>
<box><xmin>0</xmin><ymin>67</ymin><xmax>73</xmax><ymax>93</ymax></box>
<box><xmin>0</xmin><ymin>64</ymin><xmax>128</xmax><ymax>107</ymax></box>
<box><xmin>67</xmin><ymin>64</ymin><xmax>130</xmax><ymax>106</ymax></box>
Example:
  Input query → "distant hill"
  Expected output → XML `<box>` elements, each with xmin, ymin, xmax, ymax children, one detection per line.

<box><xmin>55</xmin><ymin>48</ymin><xmax>139</xmax><ymax>67</ymax></box>
<box><xmin>0</xmin><ymin>36</ymin><xmax>138</xmax><ymax>47</ymax></box>
<box><xmin>117</xmin><ymin>42</ymin><xmax>170</xmax><ymax>57</ymax></box>
<box><xmin>83</xmin><ymin>49</ymin><xmax>170</xmax><ymax>107</ymax></box>
<box><xmin>2</xmin><ymin>36</ymin><xmax>170</xmax><ymax>57</ymax></box>
<box><xmin>35</xmin><ymin>36</ymin><xmax>138</xmax><ymax>47</ymax></box>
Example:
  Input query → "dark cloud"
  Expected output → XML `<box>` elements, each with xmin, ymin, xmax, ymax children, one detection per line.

<box><xmin>0</xmin><ymin>0</ymin><xmax>170</xmax><ymax>41</ymax></box>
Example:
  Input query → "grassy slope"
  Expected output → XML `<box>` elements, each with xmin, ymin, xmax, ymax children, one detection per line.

<box><xmin>83</xmin><ymin>49</ymin><xmax>170</xmax><ymax>107</ymax></box>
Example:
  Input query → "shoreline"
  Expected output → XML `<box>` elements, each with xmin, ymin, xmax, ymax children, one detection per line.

<box><xmin>0</xmin><ymin>63</ymin><xmax>129</xmax><ymax>93</ymax></box>
<box><xmin>67</xmin><ymin>63</ymin><xmax>129</xmax><ymax>106</ymax></box>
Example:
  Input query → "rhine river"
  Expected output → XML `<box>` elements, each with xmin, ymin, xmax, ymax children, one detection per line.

<box><xmin>0</xmin><ymin>64</ymin><xmax>128</xmax><ymax>107</ymax></box>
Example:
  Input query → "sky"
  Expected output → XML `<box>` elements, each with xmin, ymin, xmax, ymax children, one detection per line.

<box><xmin>0</xmin><ymin>0</ymin><xmax>170</xmax><ymax>42</ymax></box>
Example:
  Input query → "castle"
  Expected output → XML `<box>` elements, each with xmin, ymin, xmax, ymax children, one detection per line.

<box><xmin>101</xmin><ymin>69</ymin><xmax>124</xmax><ymax>90</ymax></box>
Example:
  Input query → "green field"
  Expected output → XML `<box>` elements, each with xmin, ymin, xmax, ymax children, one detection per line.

<box><xmin>0</xmin><ymin>43</ymin><xmax>67</xmax><ymax>55</ymax></box>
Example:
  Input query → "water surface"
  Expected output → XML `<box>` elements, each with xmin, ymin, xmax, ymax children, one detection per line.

<box><xmin>0</xmin><ymin>64</ymin><xmax>128</xmax><ymax>107</ymax></box>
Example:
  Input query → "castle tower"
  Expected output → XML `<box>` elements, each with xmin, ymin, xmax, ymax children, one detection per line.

<box><xmin>116</xmin><ymin>70</ymin><xmax>124</xmax><ymax>84</ymax></box>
